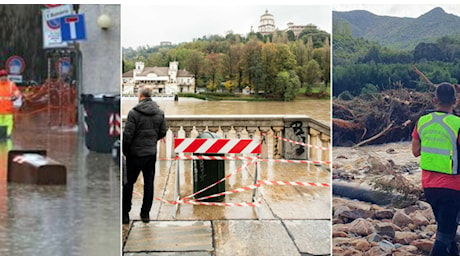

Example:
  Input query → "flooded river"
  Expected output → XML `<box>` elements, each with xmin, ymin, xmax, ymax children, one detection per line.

<box><xmin>0</xmin><ymin>112</ymin><xmax>120</xmax><ymax>256</ymax></box>
<box><xmin>122</xmin><ymin>97</ymin><xmax>331</xmax><ymax>125</ymax></box>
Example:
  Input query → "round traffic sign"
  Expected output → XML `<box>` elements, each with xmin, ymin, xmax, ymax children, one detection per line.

<box><xmin>56</xmin><ymin>57</ymin><xmax>72</xmax><ymax>75</ymax></box>
<box><xmin>5</xmin><ymin>56</ymin><xmax>25</xmax><ymax>75</ymax></box>
<box><xmin>47</xmin><ymin>18</ymin><xmax>61</xmax><ymax>29</ymax></box>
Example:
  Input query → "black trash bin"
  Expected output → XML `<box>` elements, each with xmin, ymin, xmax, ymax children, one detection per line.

<box><xmin>193</xmin><ymin>132</ymin><xmax>225</xmax><ymax>202</ymax></box>
<box><xmin>112</xmin><ymin>139</ymin><xmax>120</xmax><ymax>165</ymax></box>
<box><xmin>81</xmin><ymin>93</ymin><xmax>120</xmax><ymax>153</ymax></box>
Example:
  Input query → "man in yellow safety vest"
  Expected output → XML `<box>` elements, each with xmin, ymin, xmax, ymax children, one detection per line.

<box><xmin>0</xmin><ymin>69</ymin><xmax>21</xmax><ymax>138</ymax></box>
<box><xmin>412</xmin><ymin>82</ymin><xmax>460</xmax><ymax>256</ymax></box>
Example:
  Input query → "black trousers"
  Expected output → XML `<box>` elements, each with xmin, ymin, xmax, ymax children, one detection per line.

<box><xmin>424</xmin><ymin>188</ymin><xmax>460</xmax><ymax>256</ymax></box>
<box><xmin>122</xmin><ymin>154</ymin><xmax>157</xmax><ymax>216</ymax></box>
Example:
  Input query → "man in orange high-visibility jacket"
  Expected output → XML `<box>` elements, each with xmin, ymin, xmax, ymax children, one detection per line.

<box><xmin>0</xmin><ymin>69</ymin><xmax>20</xmax><ymax>138</ymax></box>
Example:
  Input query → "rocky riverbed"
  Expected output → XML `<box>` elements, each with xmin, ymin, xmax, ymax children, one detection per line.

<box><xmin>332</xmin><ymin>142</ymin><xmax>460</xmax><ymax>256</ymax></box>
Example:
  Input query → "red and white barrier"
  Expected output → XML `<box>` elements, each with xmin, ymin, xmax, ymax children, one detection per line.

<box><xmin>174</xmin><ymin>138</ymin><xmax>261</xmax><ymax>154</ymax></box>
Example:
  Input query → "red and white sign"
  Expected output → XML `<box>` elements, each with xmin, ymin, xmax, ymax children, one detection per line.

<box><xmin>5</xmin><ymin>56</ymin><xmax>25</xmax><ymax>75</ymax></box>
<box><xmin>174</xmin><ymin>138</ymin><xmax>261</xmax><ymax>154</ymax></box>
<box><xmin>42</xmin><ymin>4</ymin><xmax>72</xmax><ymax>48</ymax></box>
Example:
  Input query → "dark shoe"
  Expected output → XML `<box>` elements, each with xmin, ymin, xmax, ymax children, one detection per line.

<box><xmin>122</xmin><ymin>215</ymin><xmax>130</xmax><ymax>224</ymax></box>
<box><xmin>140</xmin><ymin>212</ymin><xmax>150</xmax><ymax>223</ymax></box>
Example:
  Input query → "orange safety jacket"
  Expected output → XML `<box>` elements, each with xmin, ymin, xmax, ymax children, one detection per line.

<box><xmin>0</xmin><ymin>80</ymin><xmax>18</xmax><ymax>114</ymax></box>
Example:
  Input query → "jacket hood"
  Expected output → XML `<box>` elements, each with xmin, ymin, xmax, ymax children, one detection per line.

<box><xmin>133</xmin><ymin>98</ymin><xmax>161</xmax><ymax>115</ymax></box>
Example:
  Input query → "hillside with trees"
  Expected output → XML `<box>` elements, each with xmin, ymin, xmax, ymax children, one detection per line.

<box><xmin>333</xmin><ymin>7</ymin><xmax>460</xmax><ymax>50</ymax></box>
<box><xmin>333</xmin><ymin>7</ymin><xmax>460</xmax><ymax>146</ymax></box>
<box><xmin>123</xmin><ymin>27</ymin><xmax>330</xmax><ymax>101</ymax></box>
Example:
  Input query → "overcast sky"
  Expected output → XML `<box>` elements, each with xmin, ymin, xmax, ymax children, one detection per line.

<box><xmin>121</xmin><ymin>3</ymin><xmax>460</xmax><ymax>49</ymax></box>
<box><xmin>121</xmin><ymin>5</ymin><xmax>332</xmax><ymax>48</ymax></box>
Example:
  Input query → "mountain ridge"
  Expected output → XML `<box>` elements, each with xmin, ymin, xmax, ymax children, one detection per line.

<box><xmin>333</xmin><ymin>7</ymin><xmax>460</xmax><ymax>50</ymax></box>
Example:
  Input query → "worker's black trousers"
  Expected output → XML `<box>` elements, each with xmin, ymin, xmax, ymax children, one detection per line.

<box><xmin>424</xmin><ymin>188</ymin><xmax>460</xmax><ymax>256</ymax></box>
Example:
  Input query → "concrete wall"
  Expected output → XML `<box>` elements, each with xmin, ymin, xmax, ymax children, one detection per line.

<box><xmin>79</xmin><ymin>4</ymin><xmax>120</xmax><ymax>95</ymax></box>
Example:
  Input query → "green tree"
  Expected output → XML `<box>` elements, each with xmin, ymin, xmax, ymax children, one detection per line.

<box><xmin>304</xmin><ymin>59</ymin><xmax>322</xmax><ymax>95</ymax></box>
<box><xmin>204</xmin><ymin>52</ymin><xmax>222</xmax><ymax>92</ymax></box>
<box><xmin>242</xmin><ymin>39</ymin><xmax>263</xmax><ymax>98</ymax></box>
<box><xmin>275</xmin><ymin>70</ymin><xmax>301</xmax><ymax>101</ymax></box>
<box><xmin>185</xmin><ymin>50</ymin><xmax>205</xmax><ymax>90</ymax></box>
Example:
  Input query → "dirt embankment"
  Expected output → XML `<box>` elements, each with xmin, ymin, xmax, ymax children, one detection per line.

<box><xmin>333</xmin><ymin>88</ymin><xmax>437</xmax><ymax>147</ymax></box>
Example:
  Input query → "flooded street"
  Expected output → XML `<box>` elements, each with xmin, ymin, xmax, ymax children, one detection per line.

<box><xmin>0</xmin><ymin>111</ymin><xmax>120</xmax><ymax>255</ymax></box>
<box><xmin>122</xmin><ymin>97</ymin><xmax>332</xmax><ymax>255</ymax></box>
<box><xmin>122</xmin><ymin>97</ymin><xmax>330</xmax><ymax>125</ymax></box>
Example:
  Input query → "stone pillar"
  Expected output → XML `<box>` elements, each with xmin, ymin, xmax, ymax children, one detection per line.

<box><xmin>166</xmin><ymin>128</ymin><xmax>174</xmax><ymax>158</ymax></box>
<box><xmin>221</xmin><ymin>126</ymin><xmax>231</xmax><ymax>138</ymax></box>
<box><xmin>190</xmin><ymin>126</ymin><xmax>199</xmax><ymax>138</ymax></box>
<box><xmin>309</xmin><ymin>128</ymin><xmax>320</xmax><ymax>162</ymax></box>
<box><xmin>259</xmin><ymin>127</ymin><xmax>271</xmax><ymax>159</ymax></box>
<box><xmin>228</xmin><ymin>126</ymin><xmax>237</xmax><ymax>139</ymax></box>
<box><xmin>320</xmin><ymin>133</ymin><xmax>331</xmax><ymax>163</ymax></box>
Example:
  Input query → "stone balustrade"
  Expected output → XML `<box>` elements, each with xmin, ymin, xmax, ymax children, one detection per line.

<box><xmin>122</xmin><ymin>114</ymin><xmax>330</xmax><ymax>163</ymax></box>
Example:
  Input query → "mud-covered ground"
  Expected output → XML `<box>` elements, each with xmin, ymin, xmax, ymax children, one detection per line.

<box><xmin>332</xmin><ymin>142</ymin><xmax>460</xmax><ymax>256</ymax></box>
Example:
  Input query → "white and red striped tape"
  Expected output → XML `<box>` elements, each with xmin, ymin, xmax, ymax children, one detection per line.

<box><xmin>266</xmin><ymin>132</ymin><xmax>330</xmax><ymax>151</ymax></box>
<box><xmin>258</xmin><ymin>180</ymin><xmax>330</xmax><ymax>187</ymax></box>
<box><xmin>109</xmin><ymin>113</ymin><xmax>121</xmax><ymax>136</ymax></box>
<box><xmin>187</xmin><ymin>183</ymin><xmax>261</xmax><ymax>202</ymax></box>
<box><xmin>145</xmin><ymin>179</ymin><xmax>329</xmax><ymax>207</ymax></box>
<box><xmin>183</xmin><ymin>158</ymin><xmax>258</xmax><ymax>200</ymax></box>
<box><xmin>155</xmin><ymin>197</ymin><xmax>262</xmax><ymax>207</ymax></box>
<box><xmin>83</xmin><ymin>108</ymin><xmax>88</xmax><ymax>132</ymax></box>
<box><xmin>159</xmin><ymin>156</ymin><xmax>330</xmax><ymax>165</ymax></box>
<box><xmin>174</xmin><ymin>138</ymin><xmax>261</xmax><ymax>154</ymax></box>
<box><xmin>175</xmin><ymin>155</ymin><xmax>257</xmax><ymax>161</ymax></box>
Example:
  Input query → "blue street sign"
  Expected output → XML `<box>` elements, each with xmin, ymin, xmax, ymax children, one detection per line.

<box><xmin>60</xmin><ymin>14</ymin><xmax>86</xmax><ymax>42</ymax></box>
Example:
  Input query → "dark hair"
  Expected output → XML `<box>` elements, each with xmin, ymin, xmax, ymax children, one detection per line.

<box><xmin>436</xmin><ymin>82</ymin><xmax>456</xmax><ymax>105</ymax></box>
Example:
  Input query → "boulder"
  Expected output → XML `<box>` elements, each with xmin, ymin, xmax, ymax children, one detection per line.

<box><xmin>394</xmin><ymin>231</ymin><xmax>419</xmax><ymax>244</ymax></box>
<box><xmin>367</xmin><ymin>233</ymin><xmax>383</xmax><ymax>243</ymax></box>
<box><xmin>375</xmin><ymin>222</ymin><xmax>395</xmax><ymax>239</ymax></box>
<box><xmin>375</xmin><ymin>209</ymin><xmax>394</xmax><ymax>220</ymax></box>
<box><xmin>333</xmin><ymin>231</ymin><xmax>348</xmax><ymax>238</ymax></box>
<box><xmin>349</xmin><ymin>218</ymin><xmax>375</xmax><ymax>236</ymax></box>
<box><xmin>392</xmin><ymin>210</ymin><xmax>413</xmax><ymax>228</ymax></box>
<box><xmin>351</xmin><ymin>238</ymin><xmax>371</xmax><ymax>251</ymax></box>
<box><xmin>410</xmin><ymin>239</ymin><xmax>433</xmax><ymax>253</ymax></box>
<box><xmin>410</xmin><ymin>211</ymin><xmax>430</xmax><ymax>227</ymax></box>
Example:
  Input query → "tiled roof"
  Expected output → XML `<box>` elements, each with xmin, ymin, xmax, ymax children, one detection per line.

<box><xmin>122</xmin><ymin>70</ymin><xmax>133</xmax><ymax>77</ymax></box>
<box><xmin>177</xmin><ymin>69</ymin><xmax>193</xmax><ymax>77</ymax></box>
<box><xmin>138</xmin><ymin>67</ymin><xmax>169</xmax><ymax>76</ymax></box>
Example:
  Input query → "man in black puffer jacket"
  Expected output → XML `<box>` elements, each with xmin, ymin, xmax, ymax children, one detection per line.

<box><xmin>122</xmin><ymin>85</ymin><xmax>167</xmax><ymax>224</ymax></box>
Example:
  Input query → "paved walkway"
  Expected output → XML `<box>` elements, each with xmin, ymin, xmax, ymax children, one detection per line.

<box><xmin>122</xmin><ymin>159</ymin><xmax>331</xmax><ymax>256</ymax></box>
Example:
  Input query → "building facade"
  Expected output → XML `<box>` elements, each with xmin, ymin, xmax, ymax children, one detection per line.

<box><xmin>258</xmin><ymin>9</ymin><xmax>275</xmax><ymax>35</ymax></box>
<box><xmin>122</xmin><ymin>61</ymin><xmax>195</xmax><ymax>95</ymax></box>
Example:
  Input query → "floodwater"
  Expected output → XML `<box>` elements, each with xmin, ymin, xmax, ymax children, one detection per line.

<box><xmin>121</xmin><ymin>97</ymin><xmax>332</xmax><ymax>255</ymax></box>
<box><xmin>121</xmin><ymin>97</ymin><xmax>330</xmax><ymax>125</ymax></box>
<box><xmin>0</xmin><ymin>111</ymin><xmax>120</xmax><ymax>256</ymax></box>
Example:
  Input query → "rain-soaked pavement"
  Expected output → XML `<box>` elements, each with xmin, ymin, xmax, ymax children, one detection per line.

<box><xmin>0</xmin><ymin>111</ymin><xmax>120</xmax><ymax>256</ymax></box>
<box><xmin>122</xmin><ymin>158</ymin><xmax>331</xmax><ymax>256</ymax></box>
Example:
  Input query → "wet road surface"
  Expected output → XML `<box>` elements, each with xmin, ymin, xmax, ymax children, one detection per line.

<box><xmin>0</xmin><ymin>111</ymin><xmax>120</xmax><ymax>255</ymax></box>
<box><xmin>122</xmin><ymin>159</ymin><xmax>331</xmax><ymax>256</ymax></box>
